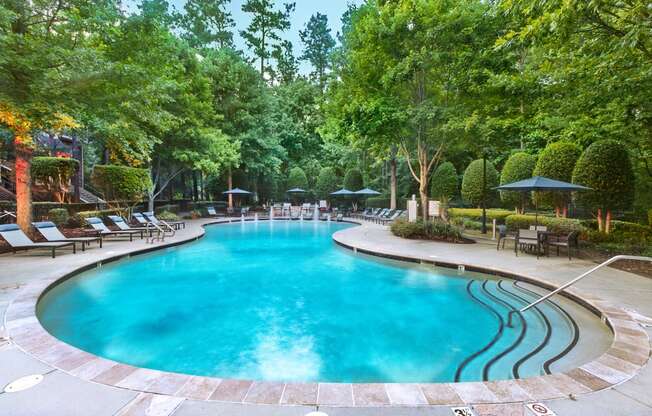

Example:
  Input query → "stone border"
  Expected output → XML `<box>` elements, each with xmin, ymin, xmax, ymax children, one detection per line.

<box><xmin>3</xmin><ymin>220</ymin><xmax>650</xmax><ymax>408</ymax></box>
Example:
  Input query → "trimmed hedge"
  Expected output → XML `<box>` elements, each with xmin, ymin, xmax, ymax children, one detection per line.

<box><xmin>344</xmin><ymin>168</ymin><xmax>364</xmax><ymax>191</ymax></box>
<box><xmin>430</xmin><ymin>162</ymin><xmax>458</xmax><ymax>200</ymax></box>
<box><xmin>390</xmin><ymin>219</ymin><xmax>469</xmax><ymax>243</ymax></box>
<box><xmin>287</xmin><ymin>167</ymin><xmax>308</xmax><ymax>190</ymax></box>
<box><xmin>448</xmin><ymin>208</ymin><xmax>513</xmax><ymax>223</ymax></box>
<box><xmin>505</xmin><ymin>214</ymin><xmax>584</xmax><ymax>234</ymax></box>
<box><xmin>91</xmin><ymin>165</ymin><xmax>152</xmax><ymax>202</ymax></box>
<box><xmin>461</xmin><ymin>159</ymin><xmax>499</xmax><ymax>207</ymax></box>
<box><xmin>500</xmin><ymin>152</ymin><xmax>536</xmax><ymax>210</ymax></box>
<box><xmin>157</xmin><ymin>210</ymin><xmax>180</xmax><ymax>221</ymax></box>
<box><xmin>47</xmin><ymin>208</ymin><xmax>69</xmax><ymax>226</ymax></box>
<box><xmin>31</xmin><ymin>156</ymin><xmax>78</xmax><ymax>182</ymax></box>
<box><xmin>533</xmin><ymin>142</ymin><xmax>581</xmax><ymax>209</ymax></box>
<box><xmin>315</xmin><ymin>167</ymin><xmax>340</xmax><ymax>199</ymax></box>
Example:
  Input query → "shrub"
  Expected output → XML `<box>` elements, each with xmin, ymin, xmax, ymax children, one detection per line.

<box><xmin>505</xmin><ymin>214</ymin><xmax>584</xmax><ymax>234</ymax></box>
<box><xmin>500</xmin><ymin>152</ymin><xmax>537</xmax><ymax>211</ymax></box>
<box><xmin>91</xmin><ymin>165</ymin><xmax>152</xmax><ymax>202</ymax></box>
<box><xmin>344</xmin><ymin>168</ymin><xmax>364</xmax><ymax>191</ymax></box>
<box><xmin>572</xmin><ymin>140</ymin><xmax>635</xmax><ymax>233</ymax></box>
<box><xmin>533</xmin><ymin>142</ymin><xmax>582</xmax><ymax>214</ymax></box>
<box><xmin>156</xmin><ymin>210</ymin><xmax>180</xmax><ymax>221</ymax></box>
<box><xmin>461</xmin><ymin>159</ymin><xmax>499</xmax><ymax>207</ymax></box>
<box><xmin>31</xmin><ymin>157</ymin><xmax>79</xmax><ymax>202</ymax></box>
<box><xmin>48</xmin><ymin>208</ymin><xmax>69</xmax><ymax>226</ymax></box>
<box><xmin>448</xmin><ymin>208</ymin><xmax>513</xmax><ymax>223</ymax></box>
<box><xmin>390</xmin><ymin>219</ymin><xmax>468</xmax><ymax>243</ymax></box>
<box><xmin>314</xmin><ymin>167</ymin><xmax>340</xmax><ymax>199</ymax></box>
<box><xmin>287</xmin><ymin>167</ymin><xmax>308</xmax><ymax>190</ymax></box>
<box><xmin>73</xmin><ymin>209</ymin><xmax>122</xmax><ymax>225</ymax></box>
<box><xmin>430</xmin><ymin>162</ymin><xmax>458</xmax><ymax>200</ymax></box>
<box><xmin>649</xmin><ymin>209</ymin><xmax>652</xmax><ymax>227</ymax></box>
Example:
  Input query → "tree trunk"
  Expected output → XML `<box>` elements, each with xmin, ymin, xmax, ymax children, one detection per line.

<box><xmin>227</xmin><ymin>167</ymin><xmax>233</xmax><ymax>208</ymax></box>
<box><xmin>605</xmin><ymin>209</ymin><xmax>612</xmax><ymax>234</ymax></box>
<box><xmin>192</xmin><ymin>171</ymin><xmax>198</xmax><ymax>201</ymax></box>
<box><xmin>597</xmin><ymin>208</ymin><xmax>603</xmax><ymax>232</ymax></box>
<box><xmin>15</xmin><ymin>144</ymin><xmax>33</xmax><ymax>232</ymax></box>
<box><xmin>555</xmin><ymin>206</ymin><xmax>561</xmax><ymax>218</ymax></box>
<box><xmin>390</xmin><ymin>149</ymin><xmax>397</xmax><ymax>210</ymax></box>
<box><xmin>562</xmin><ymin>205</ymin><xmax>568</xmax><ymax>218</ymax></box>
<box><xmin>419</xmin><ymin>167</ymin><xmax>428</xmax><ymax>219</ymax></box>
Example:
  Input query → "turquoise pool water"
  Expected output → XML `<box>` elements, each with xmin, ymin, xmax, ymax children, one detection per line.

<box><xmin>38</xmin><ymin>221</ymin><xmax>603</xmax><ymax>383</ymax></box>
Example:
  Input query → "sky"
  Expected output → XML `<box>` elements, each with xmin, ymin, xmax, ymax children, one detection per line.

<box><xmin>132</xmin><ymin>0</ymin><xmax>363</xmax><ymax>73</ymax></box>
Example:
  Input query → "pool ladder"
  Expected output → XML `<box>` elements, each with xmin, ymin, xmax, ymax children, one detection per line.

<box><xmin>145</xmin><ymin>221</ymin><xmax>175</xmax><ymax>244</ymax></box>
<box><xmin>508</xmin><ymin>255</ymin><xmax>652</xmax><ymax>327</ymax></box>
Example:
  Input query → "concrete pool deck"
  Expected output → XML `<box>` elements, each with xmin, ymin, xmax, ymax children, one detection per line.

<box><xmin>0</xmin><ymin>218</ymin><xmax>651</xmax><ymax>415</ymax></box>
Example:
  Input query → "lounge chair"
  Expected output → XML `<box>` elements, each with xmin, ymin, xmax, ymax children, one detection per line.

<box><xmin>207</xmin><ymin>206</ymin><xmax>219</xmax><ymax>217</ymax></box>
<box><xmin>33</xmin><ymin>221</ymin><xmax>102</xmax><ymax>251</ymax></box>
<box><xmin>379</xmin><ymin>210</ymin><xmax>404</xmax><ymax>225</ymax></box>
<box><xmin>369</xmin><ymin>208</ymin><xmax>388</xmax><ymax>222</ymax></box>
<box><xmin>143</xmin><ymin>212</ymin><xmax>185</xmax><ymax>230</ymax></box>
<box><xmin>354</xmin><ymin>207</ymin><xmax>373</xmax><ymax>219</ymax></box>
<box><xmin>85</xmin><ymin>217</ymin><xmax>141</xmax><ymax>241</ymax></box>
<box><xmin>107</xmin><ymin>216</ymin><xmax>147</xmax><ymax>238</ymax></box>
<box><xmin>0</xmin><ymin>224</ymin><xmax>75</xmax><ymax>258</ymax></box>
<box><xmin>364</xmin><ymin>208</ymin><xmax>381</xmax><ymax>221</ymax></box>
<box><xmin>375</xmin><ymin>209</ymin><xmax>395</xmax><ymax>224</ymax></box>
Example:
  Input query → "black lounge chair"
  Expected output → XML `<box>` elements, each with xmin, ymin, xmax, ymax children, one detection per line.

<box><xmin>0</xmin><ymin>224</ymin><xmax>75</xmax><ymax>258</ymax></box>
<box><xmin>33</xmin><ymin>221</ymin><xmax>102</xmax><ymax>251</ymax></box>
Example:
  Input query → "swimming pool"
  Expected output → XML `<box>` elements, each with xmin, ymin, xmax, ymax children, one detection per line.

<box><xmin>37</xmin><ymin>221</ymin><xmax>610</xmax><ymax>383</ymax></box>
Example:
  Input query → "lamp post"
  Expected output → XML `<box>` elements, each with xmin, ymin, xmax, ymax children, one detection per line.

<box><xmin>481</xmin><ymin>152</ymin><xmax>487</xmax><ymax>234</ymax></box>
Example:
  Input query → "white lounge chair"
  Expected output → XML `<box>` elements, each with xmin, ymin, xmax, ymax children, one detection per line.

<box><xmin>0</xmin><ymin>224</ymin><xmax>75</xmax><ymax>258</ymax></box>
<box><xmin>33</xmin><ymin>221</ymin><xmax>102</xmax><ymax>251</ymax></box>
<box><xmin>107</xmin><ymin>216</ymin><xmax>147</xmax><ymax>238</ymax></box>
<box><xmin>85</xmin><ymin>217</ymin><xmax>141</xmax><ymax>241</ymax></box>
<box><xmin>143</xmin><ymin>212</ymin><xmax>185</xmax><ymax>230</ymax></box>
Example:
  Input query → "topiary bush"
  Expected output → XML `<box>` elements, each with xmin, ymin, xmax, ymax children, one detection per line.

<box><xmin>461</xmin><ymin>159</ymin><xmax>499</xmax><ymax>207</ymax></box>
<box><xmin>533</xmin><ymin>142</ymin><xmax>582</xmax><ymax>216</ymax></box>
<box><xmin>31</xmin><ymin>157</ymin><xmax>79</xmax><ymax>202</ymax></box>
<box><xmin>572</xmin><ymin>140</ymin><xmax>635</xmax><ymax>233</ymax></box>
<box><xmin>430</xmin><ymin>162</ymin><xmax>458</xmax><ymax>200</ymax></box>
<box><xmin>500</xmin><ymin>152</ymin><xmax>537</xmax><ymax>212</ymax></box>
<box><xmin>344</xmin><ymin>168</ymin><xmax>364</xmax><ymax>191</ymax></box>
<box><xmin>287</xmin><ymin>167</ymin><xmax>308</xmax><ymax>190</ymax></box>
<box><xmin>48</xmin><ymin>208</ymin><xmax>69</xmax><ymax>226</ymax></box>
<box><xmin>91</xmin><ymin>165</ymin><xmax>152</xmax><ymax>202</ymax></box>
<box><xmin>390</xmin><ymin>218</ymin><xmax>469</xmax><ymax>243</ymax></box>
<box><xmin>505</xmin><ymin>214</ymin><xmax>584</xmax><ymax>234</ymax></box>
<box><xmin>314</xmin><ymin>167</ymin><xmax>340</xmax><ymax>199</ymax></box>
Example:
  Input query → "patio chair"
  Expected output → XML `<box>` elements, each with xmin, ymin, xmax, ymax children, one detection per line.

<box><xmin>142</xmin><ymin>212</ymin><xmax>185</xmax><ymax>230</ymax></box>
<box><xmin>207</xmin><ymin>206</ymin><xmax>218</xmax><ymax>217</ymax></box>
<box><xmin>369</xmin><ymin>208</ymin><xmax>388</xmax><ymax>222</ymax></box>
<box><xmin>375</xmin><ymin>209</ymin><xmax>395</xmax><ymax>224</ymax></box>
<box><xmin>355</xmin><ymin>207</ymin><xmax>373</xmax><ymax>219</ymax></box>
<box><xmin>496</xmin><ymin>225</ymin><xmax>517</xmax><ymax>251</ymax></box>
<box><xmin>0</xmin><ymin>224</ymin><xmax>75</xmax><ymax>258</ymax></box>
<box><xmin>547</xmin><ymin>230</ymin><xmax>580</xmax><ymax>260</ymax></box>
<box><xmin>107</xmin><ymin>216</ymin><xmax>147</xmax><ymax>239</ymax></box>
<box><xmin>364</xmin><ymin>208</ymin><xmax>381</xmax><ymax>221</ymax></box>
<box><xmin>379</xmin><ymin>210</ymin><xmax>403</xmax><ymax>225</ymax></box>
<box><xmin>85</xmin><ymin>217</ymin><xmax>141</xmax><ymax>241</ymax></box>
<box><xmin>33</xmin><ymin>221</ymin><xmax>102</xmax><ymax>251</ymax></box>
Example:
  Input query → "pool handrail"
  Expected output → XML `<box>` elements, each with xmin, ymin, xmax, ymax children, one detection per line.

<box><xmin>507</xmin><ymin>255</ymin><xmax>652</xmax><ymax>327</ymax></box>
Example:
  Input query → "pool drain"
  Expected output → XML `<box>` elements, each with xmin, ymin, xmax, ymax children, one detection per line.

<box><xmin>3</xmin><ymin>374</ymin><xmax>44</xmax><ymax>393</ymax></box>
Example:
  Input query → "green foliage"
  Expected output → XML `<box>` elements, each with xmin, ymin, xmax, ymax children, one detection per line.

<box><xmin>31</xmin><ymin>157</ymin><xmax>78</xmax><ymax>182</ymax></box>
<box><xmin>583</xmin><ymin>220</ymin><xmax>651</xmax><ymax>256</ymax></box>
<box><xmin>533</xmin><ymin>142</ymin><xmax>582</xmax><ymax>209</ymax></box>
<box><xmin>505</xmin><ymin>214</ymin><xmax>584</xmax><ymax>234</ymax></box>
<box><xmin>500</xmin><ymin>152</ymin><xmax>536</xmax><ymax>209</ymax></box>
<box><xmin>572</xmin><ymin>140</ymin><xmax>635</xmax><ymax>213</ymax></box>
<box><xmin>299</xmin><ymin>12</ymin><xmax>336</xmax><ymax>87</ymax></box>
<box><xmin>91</xmin><ymin>165</ymin><xmax>152</xmax><ymax>202</ymax></box>
<box><xmin>366</xmin><ymin>196</ymin><xmax>408</xmax><ymax>209</ymax></box>
<box><xmin>430</xmin><ymin>162</ymin><xmax>458</xmax><ymax>200</ymax></box>
<box><xmin>48</xmin><ymin>208</ymin><xmax>69</xmax><ymax>226</ymax></box>
<box><xmin>314</xmin><ymin>167</ymin><xmax>340</xmax><ymax>199</ymax></box>
<box><xmin>287</xmin><ymin>167</ymin><xmax>308</xmax><ymax>190</ymax></box>
<box><xmin>75</xmin><ymin>209</ymin><xmax>122</xmax><ymax>222</ymax></box>
<box><xmin>177</xmin><ymin>0</ymin><xmax>235</xmax><ymax>49</ymax></box>
<box><xmin>343</xmin><ymin>168</ymin><xmax>364</xmax><ymax>191</ymax></box>
<box><xmin>461</xmin><ymin>159</ymin><xmax>499</xmax><ymax>207</ymax></box>
<box><xmin>390</xmin><ymin>219</ymin><xmax>467</xmax><ymax>243</ymax></box>
<box><xmin>156</xmin><ymin>210</ymin><xmax>180</xmax><ymax>221</ymax></box>
<box><xmin>448</xmin><ymin>208</ymin><xmax>513</xmax><ymax>223</ymax></box>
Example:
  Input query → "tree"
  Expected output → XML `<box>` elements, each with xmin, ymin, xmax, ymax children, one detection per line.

<box><xmin>315</xmin><ymin>167</ymin><xmax>340</xmax><ymax>200</ymax></box>
<box><xmin>300</xmin><ymin>13</ymin><xmax>336</xmax><ymax>88</ymax></box>
<box><xmin>430</xmin><ymin>162</ymin><xmax>458</xmax><ymax>201</ymax></box>
<box><xmin>272</xmin><ymin>40</ymin><xmax>299</xmax><ymax>84</ymax></box>
<box><xmin>287</xmin><ymin>167</ymin><xmax>308</xmax><ymax>190</ymax></box>
<box><xmin>344</xmin><ymin>168</ymin><xmax>363</xmax><ymax>191</ymax></box>
<box><xmin>500</xmin><ymin>152</ymin><xmax>536</xmax><ymax>213</ymax></box>
<box><xmin>31</xmin><ymin>157</ymin><xmax>78</xmax><ymax>203</ymax></box>
<box><xmin>240</xmin><ymin>0</ymin><xmax>295</xmax><ymax>77</ymax></box>
<box><xmin>462</xmin><ymin>159</ymin><xmax>499</xmax><ymax>207</ymax></box>
<box><xmin>532</xmin><ymin>142</ymin><xmax>582</xmax><ymax>217</ymax></box>
<box><xmin>178</xmin><ymin>0</ymin><xmax>235</xmax><ymax>50</ymax></box>
<box><xmin>572</xmin><ymin>140</ymin><xmax>635</xmax><ymax>233</ymax></box>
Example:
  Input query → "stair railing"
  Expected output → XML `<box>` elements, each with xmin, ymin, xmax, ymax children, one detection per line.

<box><xmin>507</xmin><ymin>255</ymin><xmax>652</xmax><ymax>327</ymax></box>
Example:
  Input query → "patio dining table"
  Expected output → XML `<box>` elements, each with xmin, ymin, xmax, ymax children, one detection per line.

<box><xmin>516</xmin><ymin>229</ymin><xmax>548</xmax><ymax>258</ymax></box>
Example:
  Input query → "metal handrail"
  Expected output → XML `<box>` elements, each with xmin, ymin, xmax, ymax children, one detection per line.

<box><xmin>508</xmin><ymin>255</ymin><xmax>652</xmax><ymax>327</ymax></box>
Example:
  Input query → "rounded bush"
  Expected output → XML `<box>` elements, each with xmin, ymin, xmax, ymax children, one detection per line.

<box><xmin>91</xmin><ymin>165</ymin><xmax>152</xmax><ymax>202</ymax></box>
<box><xmin>287</xmin><ymin>167</ymin><xmax>308</xmax><ymax>190</ymax></box>
<box><xmin>533</xmin><ymin>142</ymin><xmax>582</xmax><ymax>210</ymax></box>
<box><xmin>48</xmin><ymin>208</ymin><xmax>69</xmax><ymax>226</ymax></box>
<box><xmin>314</xmin><ymin>167</ymin><xmax>340</xmax><ymax>199</ymax></box>
<box><xmin>344</xmin><ymin>168</ymin><xmax>364</xmax><ymax>191</ymax></box>
<box><xmin>461</xmin><ymin>159</ymin><xmax>499</xmax><ymax>207</ymax></box>
<box><xmin>430</xmin><ymin>162</ymin><xmax>458</xmax><ymax>200</ymax></box>
<box><xmin>572</xmin><ymin>140</ymin><xmax>635</xmax><ymax>213</ymax></box>
<box><xmin>500</xmin><ymin>152</ymin><xmax>536</xmax><ymax>210</ymax></box>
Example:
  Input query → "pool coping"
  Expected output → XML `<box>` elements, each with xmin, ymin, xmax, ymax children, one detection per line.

<box><xmin>3</xmin><ymin>219</ymin><xmax>650</xmax><ymax>408</ymax></box>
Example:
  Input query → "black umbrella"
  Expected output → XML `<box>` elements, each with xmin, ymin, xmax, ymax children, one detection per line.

<box><xmin>495</xmin><ymin>176</ymin><xmax>590</xmax><ymax>227</ymax></box>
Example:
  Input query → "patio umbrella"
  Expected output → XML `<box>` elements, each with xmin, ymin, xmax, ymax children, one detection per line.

<box><xmin>223</xmin><ymin>188</ymin><xmax>252</xmax><ymax>208</ymax></box>
<box><xmin>354</xmin><ymin>188</ymin><xmax>381</xmax><ymax>196</ymax></box>
<box><xmin>495</xmin><ymin>176</ymin><xmax>590</xmax><ymax>227</ymax></box>
<box><xmin>330</xmin><ymin>188</ymin><xmax>355</xmax><ymax>196</ymax></box>
<box><xmin>286</xmin><ymin>187</ymin><xmax>307</xmax><ymax>194</ymax></box>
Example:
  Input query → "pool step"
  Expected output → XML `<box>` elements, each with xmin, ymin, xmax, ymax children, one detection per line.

<box><xmin>455</xmin><ymin>279</ymin><xmax>579</xmax><ymax>382</ymax></box>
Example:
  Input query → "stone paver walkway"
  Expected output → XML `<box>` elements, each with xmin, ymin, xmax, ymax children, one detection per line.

<box><xmin>0</xmin><ymin>219</ymin><xmax>650</xmax><ymax>416</ymax></box>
